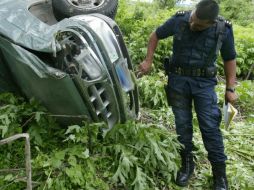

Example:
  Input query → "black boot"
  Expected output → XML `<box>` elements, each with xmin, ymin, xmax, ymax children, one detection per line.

<box><xmin>212</xmin><ymin>162</ymin><xmax>228</xmax><ymax>190</ymax></box>
<box><xmin>175</xmin><ymin>153</ymin><xmax>195</xmax><ymax>187</ymax></box>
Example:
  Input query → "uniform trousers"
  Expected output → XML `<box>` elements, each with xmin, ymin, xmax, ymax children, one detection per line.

<box><xmin>166</xmin><ymin>74</ymin><xmax>227</xmax><ymax>163</ymax></box>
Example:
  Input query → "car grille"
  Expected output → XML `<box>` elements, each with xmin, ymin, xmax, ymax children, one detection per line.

<box><xmin>55</xmin><ymin>29</ymin><xmax>120</xmax><ymax>127</ymax></box>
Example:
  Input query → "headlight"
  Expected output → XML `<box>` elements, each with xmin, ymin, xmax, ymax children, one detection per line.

<box><xmin>74</xmin><ymin>46</ymin><xmax>103</xmax><ymax>80</ymax></box>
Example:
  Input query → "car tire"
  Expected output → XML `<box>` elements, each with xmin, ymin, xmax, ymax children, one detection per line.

<box><xmin>52</xmin><ymin>0</ymin><xmax>118</xmax><ymax>20</ymax></box>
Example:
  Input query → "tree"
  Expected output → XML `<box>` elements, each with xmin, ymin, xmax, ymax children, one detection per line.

<box><xmin>154</xmin><ymin>0</ymin><xmax>180</xmax><ymax>8</ymax></box>
<box><xmin>219</xmin><ymin>0</ymin><xmax>254</xmax><ymax>26</ymax></box>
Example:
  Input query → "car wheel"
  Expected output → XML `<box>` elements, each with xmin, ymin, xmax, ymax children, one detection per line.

<box><xmin>52</xmin><ymin>0</ymin><xmax>118</xmax><ymax>20</ymax></box>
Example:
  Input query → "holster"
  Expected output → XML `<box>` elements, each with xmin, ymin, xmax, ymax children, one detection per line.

<box><xmin>164</xmin><ymin>84</ymin><xmax>190</xmax><ymax>108</ymax></box>
<box><xmin>164</xmin><ymin>84</ymin><xmax>191</xmax><ymax>109</ymax></box>
<box><xmin>164</xmin><ymin>85</ymin><xmax>172</xmax><ymax>106</ymax></box>
<box><xmin>163</xmin><ymin>56</ymin><xmax>171</xmax><ymax>75</ymax></box>
<box><xmin>205</xmin><ymin>66</ymin><xmax>217</xmax><ymax>78</ymax></box>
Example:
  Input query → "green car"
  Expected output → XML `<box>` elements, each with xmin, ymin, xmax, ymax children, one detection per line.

<box><xmin>0</xmin><ymin>0</ymin><xmax>139</xmax><ymax>128</ymax></box>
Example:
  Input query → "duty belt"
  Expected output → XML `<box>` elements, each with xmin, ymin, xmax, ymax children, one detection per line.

<box><xmin>169</xmin><ymin>66</ymin><xmax>217</xmax><ymax>78</ymax></box>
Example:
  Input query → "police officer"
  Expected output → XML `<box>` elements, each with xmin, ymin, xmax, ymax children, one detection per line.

<box><xmin>138</xmin><ymin>0</ymin><xmax>237</xmax><ymax>189</ymax></box>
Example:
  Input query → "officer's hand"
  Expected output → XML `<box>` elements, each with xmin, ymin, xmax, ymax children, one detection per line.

<box><xmin>136</xmin><ymin>60</ymin><xmax>152</xmax><ymax>78</ymax></box>
<box><xmin>225</xmin><ymin>90</ymin><xmax>238</xmax><ymax>105</ymax></box>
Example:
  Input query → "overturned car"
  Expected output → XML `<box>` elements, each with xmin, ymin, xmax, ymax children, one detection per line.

<box><xmin>0</xmin><ymin>0</ymin><xmax>139</xmax><ymax>128</ymax></box>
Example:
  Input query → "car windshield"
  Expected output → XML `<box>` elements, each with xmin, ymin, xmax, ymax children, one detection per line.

<box><xmin>77</xmin><ymin>16</ymin><xmax>121</xmax><ymax>63</ymax></box>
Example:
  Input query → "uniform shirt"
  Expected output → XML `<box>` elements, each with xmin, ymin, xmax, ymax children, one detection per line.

<box><xmin>156</xmin><ymin>12</ymin><xmax>236</xmax><ymax>62</ymax></box>
<box><xmin>156</xmin><ymin>12</ymin><xmax>237</xmax><ymax>90</ymax></box>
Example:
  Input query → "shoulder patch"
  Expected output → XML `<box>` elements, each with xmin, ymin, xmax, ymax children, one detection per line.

<box><xmin>217</xmin><ymin>15</ymin><xmax>232</xmax><ymax>27</ymax></box>
<box><xmin>175</xmin><ymin>11</ymin><xmax>187</xmax><ymax>16</ymax></box>
<box><xmin>217</xmin><ymin>15</ymin><xmax>224</xmax><ymax>21</ymax></box>
<box><xmin>224</xmin><ymin>19</ymin><xmax>232</xmax><ymax>27</ymax></box>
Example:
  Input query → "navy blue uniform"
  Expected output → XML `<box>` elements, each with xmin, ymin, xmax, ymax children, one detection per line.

<box><xmin>156</xmin><ymin>12</ymin><xmax>236</xmax><ymax>163</ymax></box>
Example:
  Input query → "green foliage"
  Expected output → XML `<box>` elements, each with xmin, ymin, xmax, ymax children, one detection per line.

<box><xmin>116</xmin><ymin>0</ymin><xmax>175</xmax><ymax>70</ymax></box>
<box><xmin>139</xmin><ymin>107</ymin><xmax>175</xmax><ymax>129</ymax></box>
<box><xmin>219</xmin><ymin>0</ymin><xmax>254</xmax><ymax>26</ymax></box>
<box><xmin>0</xmin><ymin>93</ymin><xmax>58</xmax><ymax>189</ymax></box>
<box><xmin>223</xmin><ymin>125</ymin><xmax>254</xmax><ymax>189</ymax></box>
<box><xmin>217</xmin><ymin>24</ymin><xmax>254</xmax><ymax>78</ymax></box>
<box><xmin>32</xmin><ymin>124</ymin><xmax>110</xmax><ymax>190</ymax></box>
<box><xmin>0</xmin><ymin>93</ymin><xmax>23</xmax><ymax>138</ymax></box>
<box><xmin>116</xmin><ymin>0</ymin><xmax>254</xmax><ymax>79</ymax></box>
<box><xmin>105</xmin><ymin>121</ymin><xmax>181</xmax><ymax>189</ymax></box>
<box><xmin>153</xmin><ymin>0</ymin><xmax>178</xmax><ymax>8</ymax></box>
<box><xmin>216</xmin><ymin>80</ymin><xmax>254</xmax><ymax>123</ymax></box>
<box><xmin>234</xmin><ymin>81</ymin><xmax>254</xmax><ymax>124</ymax></box>
<box><xmin>32</xmin><ymin>121</ymin><xmax>181</xmax><ymax>190</ymax></box>
<box><xmin>0</xmin><ymin>93</ymin><xmax>181</xmax><ymax>189</ymax></box>
<box><xmin>137</xmin><ymin>71</ymin><xmax>168</xmax><ymax>109</ymax></box>
<box><xmin>0</xmin><ymin>93</ymin><xmax>54</xmax><ymax>142</ymax></box>
<box><xmin>234</xmin><ymin>25</ymin><xmax>254</xmax><ymax>78</ymax></box>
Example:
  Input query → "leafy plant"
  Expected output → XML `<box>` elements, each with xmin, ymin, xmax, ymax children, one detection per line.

<box><xmin>0</xmin><ymin>93</ymin><xmax>181</xmax><ymax>190</ymax></box>
<box><xmin>104</xmin><ymin>121</ymin><xmax>181</xmax><ymax>190</ymax></box>
<box><xmin>137</xmin><ymin>71</ymin><xmax>168</xmax><ymax>109</ymax></box>
<box><xmin>219</xmin><ymin>0</ymin><xmax>254</xmax><ymax>26</ymax></box>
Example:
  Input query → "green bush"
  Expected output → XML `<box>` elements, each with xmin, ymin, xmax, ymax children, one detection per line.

<box><xmin>234</xmin><ymin>25</ymin><xmax>254</xmax><ymax>78</ymax></box>
<box><xmin>219</xmin><ymin>0</ymin><xmax>254</xmax><ymax>26</ymax></box>
<box><xmin>116</xmin><ymin>0</ymin><xmax>254</xmax><ymax>79</ymax></box>
<box><xmin>0</xmin><ymin>93</ymin><xmax>181</xmax><ymax>190</ymax></box>
<box><xmin>137</xmin><ymin>71</ymin><xmax>168</xmax><ymax>109</ymax></box>
<box><xmin>116</xmin><ymin>0</ymin><xmax>175</xmax><ymax>71</ymax></box>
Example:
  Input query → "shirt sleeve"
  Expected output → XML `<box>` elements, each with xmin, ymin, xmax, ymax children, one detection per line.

<box><xmin>155</xmin><ymin>16</ymin><xmax>178</xmax><ymax>39</ymax></box>
<box><xmin>220</xmin><ymin>26</ymin><xmax>237</xmax><ymax>61</ymax></box>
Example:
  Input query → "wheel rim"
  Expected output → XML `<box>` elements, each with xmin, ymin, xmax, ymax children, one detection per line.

<box><xmin>67</xmin><ymin>0</ymin><xmax>105</xmax><ymax>9</ymax></box>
